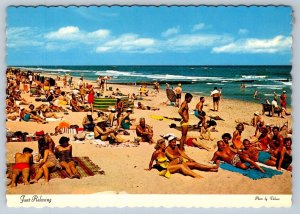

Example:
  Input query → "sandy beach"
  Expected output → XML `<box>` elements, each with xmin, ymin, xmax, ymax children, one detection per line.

<box><xmin>6</xmin><ymin>72</ymin><xmax>292</xmax><ymax>195</ymax></box>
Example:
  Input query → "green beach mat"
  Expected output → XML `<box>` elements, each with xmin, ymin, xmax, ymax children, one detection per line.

<box><xmin>94</xmin><ymin>97</ymin><xmax>134</xmax><ymax>111</ymax></box>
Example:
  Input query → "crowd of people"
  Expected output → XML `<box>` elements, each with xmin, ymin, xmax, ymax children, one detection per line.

<box><xmin>7</xmin><ymin>67</ymin><xmax>292</xmax><ymax>187</ymax></box>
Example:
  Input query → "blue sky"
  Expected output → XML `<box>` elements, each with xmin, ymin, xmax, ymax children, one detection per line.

<box><xmin>7</xmin><ymin>6</ymin><xmax>292</xmax><ymax>65</ymax></box>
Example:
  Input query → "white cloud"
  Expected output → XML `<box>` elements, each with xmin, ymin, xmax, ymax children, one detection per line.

<box><xmin>192</xmin><ymin>23</ymin><xmax>205</xmax><ymax>32</ymax></box>
<box><xmin>96</xmin><ymin>34</ymin><xmax>157</xmax><ymax>53</ymax></box>
<box><xmin>238</xmin><ymin>28</ymin><xmax>248</xmax><ymax>35</ymax></box>
<box><xmin>165</xmin><ymin>34</ymin><xmax>233</xmax><ymax>51</ymax></box>
<box><xmin>161</xmin><ymin>26</ymin><xmax>180</xmax><ymax>37</ymax></box>
<box><xmin>45</xmin><ymin>26</ymin><xmax>110</xmax><ymax>42</ymax></box>
<box><xmin>212</xmin><ymin>35</ymin><xmax>292</xmax><ymax>54</ymax></box>
<box><xmin>7</xmin><ymin>27</ymin><xmax>44</xmax><ymax>48</ymax></box>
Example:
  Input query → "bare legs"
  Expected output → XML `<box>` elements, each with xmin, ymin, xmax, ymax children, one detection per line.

<box><xmin>59</xmin><ymin>161</ymin><xmax>80</xmax><ymax>179</ymax></box>
<box><xmin>180</xmin><ymin>125</ymin><xmax>188</xmax><ymax>150</ymax></box>
<box><xmin>11</xmin><ymin>168</ymin><xmax>30</xmax><ymax>187</ymax></box>
<box><xmin>168</xmin><ymin>162</ymin><xmax>203</xmax><ymax>179</ymax></box>
<box><xmin>31</xmin><ymin>162</ymin><xmax>55</xmax><ymax>183</ymax></box>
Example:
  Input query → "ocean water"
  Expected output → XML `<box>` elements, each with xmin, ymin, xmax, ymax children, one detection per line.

<box><xmin>16</xmin><ymin>65</ymin><xmax>292</xmax><ymax>106</ymax></box>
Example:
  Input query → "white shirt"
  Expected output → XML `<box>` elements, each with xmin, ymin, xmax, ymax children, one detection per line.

<box><xmin>210</xmin><ymin>89</ymin><xmax>220</xmax><ymax>96</ymax></box>
<box><xmin>272</xmin><ymin>100</ymin><xmax>278</xmax><ymax>108</ymax></box>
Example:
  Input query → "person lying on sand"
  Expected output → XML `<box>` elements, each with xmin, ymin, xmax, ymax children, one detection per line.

<box><xmin>70</xmin><ymin>94</ymin><xmax>84</xmax><ymax>112</ymax></box>
<box><xmin>137</xmin><ymin>102</ymin><xmax>160</xmax><ymax>111</ymax></box>
<box><xmin>39</xmin><ymin>105</ymin><xmax>63</xmax><ymax>119</ymax></box>
<box><xmin>185</xmin><ymin>136</ymin><xmax>212</xmax><ymax>151</ymax></box>
<box><xmin>55</xmin><ymin>137</ymin><xmax>80</xmax><ymax>179</ymax></box>
<box><xmin>146</xmin><ymin>139</ymin><xmax>203</xmax><ymax>179</ymax></box>
<box><xmin>136</xmin><ymin>117</ymin><xmax>154</xmax><ymax>144</ymax></box>
<box><xmin>165</xmin><ymin>134</ymin><xmax>218</xmax><ymax>172</ymax></box>
<box><xmin>20</xmin><ymin>108</ymin><xmax>47</xmax><ymax>123</ymax></box>
<box><xmin>10</xmin><ymin>147</ymin><xmax>34</xmax><ymax>187</ymax></box>
<box><xmin>211</xmin><ymin>141</ymin><xmax>265</xmax><ymax>173</ymax></box>
<box><xmin>241</xmin><ymin>139</ymin><xmax>276</xmax><ymax>166</ymax></box>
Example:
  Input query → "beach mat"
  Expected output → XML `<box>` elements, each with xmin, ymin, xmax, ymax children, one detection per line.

<box><xmin>7</xmin><ymin>156</ymin><xmax>105</xmax><ymax>183</ymax></box>
<box><xmin>166</xmin><ymin>89</ymin><xmax>176</xmax><ymax>103</ymax></box>
<box><xmin>220</xmin><ymin>163</ymin><xmax>283</xmax><ymax>180</ymax></box>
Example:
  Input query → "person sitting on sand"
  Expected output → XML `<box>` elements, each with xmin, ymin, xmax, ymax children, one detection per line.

<box><xmin>222</xmin><ymin>133</ymin><xmax>232</xmax><ymax>146</ymax></box>
<box><xmin>120</xmin><ymin>108</ymin><xmax>137</xmax><ymax>130</ymax></box>
<box><xmin>146</xmin><ymin>139</ymin><xmax>203</xmax><ymax>179</ymax></box>
<box><xmin>55</xmin><ymin>137</ymin><xmax>80</xmax><ymax>179</ymax></box>
<box><xmin>82</xmin><ymin>111</ymin><xmax>95</xmax><ymax>131</ymax></box>
<box><xmin>211</xmin><ymin>141</ymin><xmax>265</xmax><ymax>173</ymax></box>
<box><xmin>136</xmin><ymin>118</ymin><xmax>154</xmax><ymax>144</ymax></box>
<box><xmin>70</xmin><ymin>94</ymin><xmax>84</xmax><ymax>112</ymax></box>
<box><xmin>115</xmin><ymin>98</ymin><xmax>124</xmax><ymax>113</ymax></box>
<box><xmin>20</xmin><ymin>108</ymin><xmax>46</xmax><ymax>123</ymax></box>
<box><xmin>241</xmin><ymin>139</ymin><xmax>276</xmax><ymax>166</ymax></box>
<box><xmin>108</xmin><ymin>108</ymin><xmax>117</xmax><ymax>127</ymax></box>
<box><xmin>30</xmin><ymin>138</ymin><xmax>61</xmax><ymax>184</ymax></box>
<box><xmin>10</xmin><ymin>147</ymin><xmax>33</xmax><ymax>187</ymax></box>
<box><xmin>199</xmin><ymin>122</ymin><xmax>213</xmax><ymax>142</ymax></box>
<box><xmin>252</xmin><ymin>111</ymin><xmax>265</xmax><ymax>137</ymax></box>
<box><xmin>270</xmin><ymin>126</ymin><xmax>284</xmax><ymax>157</ymax></box>
<box><xmin>94</xmin><ymin>118</ymin><xmax>127</xmax><ymax>144</ymax></box>
<box><xmin>271</xmin><ymin>97</ymin><xmax>285</xmax><ymax>118</ymax></box>
<box><xmin>43</xmin><ymin>78</ymin><xmax>50</xmax><ymax>93</ymax></box>
<box><xmin>139</xmin><ymin>85</ymin><xmax>148</xmax><ymax>97</ymax></box>
<box><xmin>165</xmin><ymin>134</ymin><xmax>218</xmax><ymax>172</ymax></box>
<box><xmin>258</xmin><ymin>127</ymin><xmax>271</xmax><ymax>151</ymax></box>
<box><xmin>232</xmin><ymin>123</ymin><xmax>244</xmax><ymax>150</ymax></box>
<box><xmin>112</xmin><ymin>88</ymin><xmax>122</xmax><ymax>96</ymax></box>
<box><xmin>137</xmin><ymin>102</ymin><xmax>160</xmax><ymax>111</ymax></box>
<box><xmin>276</xmin><ymin>137</ymin><xmax>292</xmax><ymax>171</ymax></box>
<box><xmin>194</xmin><ymin>97</ymin><xmax>206</xmax><ymax>127</ymax></box>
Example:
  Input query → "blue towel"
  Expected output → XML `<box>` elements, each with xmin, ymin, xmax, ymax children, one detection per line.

<box><xmin>220</xmin><ymin>163</ymin><xmax>283</xmax><ymax>180</ymax></box>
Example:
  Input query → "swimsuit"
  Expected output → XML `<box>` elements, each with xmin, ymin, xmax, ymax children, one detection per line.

<box><xmin>23</xmin><ymin>114</ymin><xmax>31</xmax><ymax>122</ymax></box>
<box><xmin>156</xmin><ymin>157</ymin><xmax>171</xmax><ymax>178</ymax></box>
<box><xmin>12</xmin><ymin>162</ymin><xmax>30</xmax><ymax>170</ymax></box>
<box><xmin>57</xmin><ymin>150</ymin><xmax>73</xmax><ymax>163</ymax></box>
<box><xmin>46</xmin><ymin>153</ymin><xmax>60</xmax><ymax>168</ymax></box>
<box><xmin>176</xmin><ymin>94</ymin><xmax>181</xmax><ymax>99</ymax></box>
<box><xmin>186</xmin><ymin>138</ymin><xmax>196</xmax><ymax>147</ymax></box>
<box><xmin>180</xmin><ymin>120</ymin><xmax>189</xmax><ymax>127</ymax></box>
<box><xmin>258</xmin><ymin>151</ymin><xmax>271</xmax><ymax>164</ymax></box>
<box><xmin>213</xmin><ymin>97</ymin><xmax>220</xmax><ymax>102</ymax></box>
<box><xmin>231</xmin><ymin>154</ymin><xmax>241</xmax><ymax>166</ymax></box>
<box><xmin>276</xmin><ymin>152</ymin><xmax>292</xmax><ymax>170</ymax></box>
<box><xmin>43</xmin><ymin>86</ymin><xmax>50</xmax><ymax>91</ymax></box>
<box><xmin>121</xmin><ymin>116</ymin><xmax>131</xmax><ymax>130</ymax></box>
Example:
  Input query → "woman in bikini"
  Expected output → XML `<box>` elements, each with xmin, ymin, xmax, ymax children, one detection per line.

<box><xmin>55</xmin><ymin>136</ymin><xmax>80</xmax><ymax>179</ymax></box>
<box><xmin>30</xmin><ymin>138</ymin><xmax>60</xmax><ymax>183</ymax></box>
<box><xmin>146</xmin><ymin>139</ymin><xmax>203</xmax><ymax>179</ymax></box>
<box><xmin>232</xmin><ymin>123</ymin><xmax>244</xmax><ymax>150</ymax></box>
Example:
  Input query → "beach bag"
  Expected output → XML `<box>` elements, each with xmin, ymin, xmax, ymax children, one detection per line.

<box><xmin>74</xmin><ymin>132</ymin><xmax>86</xmax><ymax>141</ymax></box>
<box><xmin>35</xmin><ymin>130</ymin><xmax>45</xmax><ymax>136</ymax></box>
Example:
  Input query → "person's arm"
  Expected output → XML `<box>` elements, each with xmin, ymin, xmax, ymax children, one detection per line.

<box><xmin>147</xmin><ymin>152</ymin><xmax>157</xmax><ymax>170</ymax></box>
<box><xmin>69</xmin><ymin>145</ymin><xmax>73</xmax><ymax>157</ymax></box>
<box><xmin>277</xmin><ymin>146</ymin><xmax>286</xmax><ymax>170</ymax></box>
<box><xmin>211</xmin><ymin>152</ymin><xmax>221</xmax><ymax>168</ymax></box>
<box><xmin>178</xmin><ymin>103</ymin><xmax>187</xmax><ymax>122</ymax></box>
<box><xmin>41</xmin><ymin>149</ymin><xmax>50</xmax><ymax>165</ymax></box>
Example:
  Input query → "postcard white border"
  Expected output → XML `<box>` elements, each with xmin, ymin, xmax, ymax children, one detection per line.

<box><xmin>1</xmin><ymin>0</ymin><xmax>300</xmax><ymax>212</ymax></box>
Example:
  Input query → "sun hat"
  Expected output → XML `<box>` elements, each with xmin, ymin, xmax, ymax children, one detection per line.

<box><xmin>94</xmin><ymin>118</ymin><xmax>106</xmax><ymax>124</ymax></box>
<box><xmin>167</xmin><ymin>135</ymin><xmax>177</xmax><ymax>141</ymax></box>
<box><xmin>126</xmin><ymin>108</ymin><xmax>133</xmax><ymax>112</ymax></box>
<box><xmin>283</xmin><ymin>90</ymin><xmax>286</xmax><ymax>93</ymax></box>
<box><xmin>87</xmin><ymin>111</ymin><xmax>92</xmax><ymax>116</ymax></box>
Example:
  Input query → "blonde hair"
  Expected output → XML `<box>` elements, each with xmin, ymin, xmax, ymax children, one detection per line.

<box><xmin>154</xmin><ymin>139</ymin><xmax>165</xmax><ymax>150</ymax></box>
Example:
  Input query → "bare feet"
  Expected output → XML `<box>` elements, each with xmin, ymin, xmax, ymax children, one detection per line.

<box><xmin>30</xmin><ymin>179</ymin><xmax>38</xmax><ymax>184</ymax></box>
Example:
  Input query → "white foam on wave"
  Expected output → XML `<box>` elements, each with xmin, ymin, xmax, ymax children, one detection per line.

<box><xmin>241</xmin><ymin>75</ymin><xmax>267</xmax><ymax>79</ymax></box>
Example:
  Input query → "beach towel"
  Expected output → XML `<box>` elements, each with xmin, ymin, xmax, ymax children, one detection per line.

<box><xmin>150</xmin><ymin>115</ymin><xmax>169</xmax><ymax>121</ymax></box>
<box><xmin>7</xmin><ymin>156</ymin><xmax>105</xmax><ymax>183</ymax></box>
<box><xmin>220</xmin><ymin>163</ymin><xmax>283</xmax><ymax>180</ymax></box>
<box><xmin>45</xmin><ymin>117</ymin><xmax>64</xmax><ymax>122</ymax></box>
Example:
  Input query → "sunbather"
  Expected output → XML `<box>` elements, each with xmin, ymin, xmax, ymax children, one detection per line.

<box><xmin>10</xmin><ymin>147</ymin><xmax>34</xmax><ymax>187</ymax></box>
<box><xmin>146</xmin><ymin>139</ymin><xmax>203</xmax><ymax>179</ymax></box>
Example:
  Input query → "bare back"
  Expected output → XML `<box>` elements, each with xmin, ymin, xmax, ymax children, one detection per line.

<box><xmin>15</xmin><ymin>153</ymin><xmax>32</xmax><ymax>164</ymax></box>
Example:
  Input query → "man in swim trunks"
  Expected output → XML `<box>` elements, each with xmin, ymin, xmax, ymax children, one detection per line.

<box><xmin>178</xmin><ymin>93</ymin><xmax>193</xmax><ymax>150</ymax></box>
<box><xmin>241</xmin><ymin>139</ymin><xmax>276</xmax><ymax>166</ymax></box>
<box><xmin>20</xmin><ymin>108</ymin><xmax>46</xmax><ymax>123</ymax></box>
<box><xmin>195</xmin><ymin>97</ymin><xmax>206</xmax><ymax>127</ymax></box>
<box><xmin>165</xmin><ymin>135</ymin><xmax>218</xmax><ymax>172</ymax></box>
<box><xmin>11</xmin><ymin>147</ymin><xmax>34</xmax><ymax>187</ymax></box>
<box><xmin>136</xmin><ymin>117</ymin><xmax>154</xmax><ymax>144</ymax></box>
<box><xmin>211</xmin><ymin>141</ymin><xmax>265</xmax><ymax>173</ymax></box>
<box><xmin>174</xmin><ymin>83</ymin><xmax>182</xmax><ymax>107</ymax></box>
<box><xmin>210</xmin><ymin>87</ymin><xmax>221</xmax><ymax>111</ymax></box>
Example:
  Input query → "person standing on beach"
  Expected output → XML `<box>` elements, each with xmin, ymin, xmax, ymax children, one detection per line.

<box><xmin>87</xmin><ymin>85</ymin><xmax>95</xmax><ymax>113</ymax></box>
<box><xmin>195</xmin><ymin>97</ymin><xmax>206</xmax><ymax>127</ymax></box>
<box><xmin>178</xmin><ymin>93</ymin><xmax>193</xmax><ymax>150</ymax></box>
<box><xmin>280</xmin><ymin>90</ymin><xmax>287</xmax><ymax>112</ymax></box>
<box><xmin>28</xmin><ymin>73</ymin><xmax>33</xmax><ymax>86</ymax></box>
<box><xmin>210</xmin><ymin>87</ymin><xmax>221</xmax><ymax>111</ymax></box>
<box><xmin>174</xmin><ymin>83</ymin><xmax>182</xmax><ymax>107</ymax></box>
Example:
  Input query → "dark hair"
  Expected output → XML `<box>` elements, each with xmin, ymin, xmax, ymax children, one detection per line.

<box><xmin>61</xmin><ymin>91</ymin><xmax>65</xmax><ymax>96</ymax></box>
<box><xmin>23</xmin><ymin>147</ymin><xmax>33</xmax><ymax>153</ymax></box>
<box><xmin>185</xmin><ymin>93</ymin><xmax>193</xmax><ymax>99</ymax></box>
<box><xmin>29</xmin><ymin>104</ymin><xmax>35</xmax><ymax>109</ymax></box>
<box><xmin>222</xmin><ymin>133</ymin><xmax>232</xmax><ymax>140</ymax></box>
<box><xmin>284</xmin><ymin>137</ymin><xmax>292</xmax><ymax>144</ymax></box>
<box><xmin>59</xmin><ymin>136</ymin><xmax>70</xmax><ymax>146</ymax></box>
<box><xmin>200</xmin><ymin>97</ymin><xmax>204</xmax><ymax>101</ymax></box>
<box><xmin>272</xmin><ymin>126</ymin><xmax>280</xmax><ymax>131</ymax></box>
<box><xmin>242</xmin><ymin>139</ymin><xmax>250</xmax><ymax>144</ymax></box>
<box><xmin>214</xmin><ymin>87</ymin><xmax>218</xmax><ymax>90</ymax></box>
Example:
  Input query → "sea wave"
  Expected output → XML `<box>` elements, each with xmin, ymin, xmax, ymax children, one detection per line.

<box><xmin>241</xmin><ymin>75</ymin><xmax>267</xmax><ymax>79</ymax></box>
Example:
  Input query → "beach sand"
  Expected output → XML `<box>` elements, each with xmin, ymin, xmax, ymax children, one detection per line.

<box><xmin>6</xmin><ymin>74</ymin><xmax>292</xmax><ymax>194</ymax></box>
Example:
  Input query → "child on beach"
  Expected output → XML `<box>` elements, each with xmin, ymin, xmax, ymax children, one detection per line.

<box><xmin>11</xmin><ymin>147</ymin><xmax>34</xmax><ymax>187</ymax></box>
